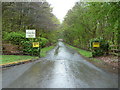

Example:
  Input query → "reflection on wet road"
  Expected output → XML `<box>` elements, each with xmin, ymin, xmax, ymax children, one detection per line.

<box><xmin>2</xmin><ymin>42</ymin><xmax>118</xmax><ymax>88</ymax></box>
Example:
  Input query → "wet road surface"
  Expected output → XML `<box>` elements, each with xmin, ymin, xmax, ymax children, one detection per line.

<box><xmin>2</xmin><ymin>42</ymin><xmax>118</xmax><ymax>88</ymax></box>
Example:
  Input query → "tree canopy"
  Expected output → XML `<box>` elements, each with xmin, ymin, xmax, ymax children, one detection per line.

<box><xmin>60</xmin><ymin>2</ymin><xmax>119</xmax><ymax>50</ymax></box>
<box><xmin>2</xmin><ymin>2</ymin><xmax>60</xmax><ymax>44</ymax></box>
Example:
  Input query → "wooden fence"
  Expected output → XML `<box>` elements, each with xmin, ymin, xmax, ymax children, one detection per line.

<box><xmin>109</xmin><ymin>45</ymin><xmax>119</xmax><ymax>56</ymax></box>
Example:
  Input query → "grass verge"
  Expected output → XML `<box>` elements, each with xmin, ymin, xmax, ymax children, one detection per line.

<box><xmin>67</xmin><ymin>44</ymin><xmax>92</xmax><ymax>58</ymax></box>
<box><xmin>67</xmin><ymin>44</ymin><xmax>118</xmax><ymax>73</ymax></box>
<box><xmin>67</xmin><ymin>44</ymin><xmax>102</xmax><ymax>63</ymax></box>
<box><xmin>40</xmin><ymin>46</ymin><xmax>54</xmax><ymax>57</ymax></box>
<box><xmin>0</xmin><ymin>55</ymin><xmax>38</xmax><ymax>64</ymax></box>
<box><xmin>0</xmin><ymin>45</ymin><xmax>55</xmax><ymax>65</ymax></box>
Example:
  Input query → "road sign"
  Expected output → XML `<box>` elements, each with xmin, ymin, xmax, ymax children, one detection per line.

<box><xmin>33</xmin><ymin>42</ymin><xmax>39</xmax><ymax>47</ymax></box>
<box><xmin>93</xmin><ymin>42</ymin><xmax>100</xmax><ymax>47</ymax></box>
<box><xmin>26</xmin><ymin>30</ymin><xmax>36</xmax><ymax>38</ymax></box>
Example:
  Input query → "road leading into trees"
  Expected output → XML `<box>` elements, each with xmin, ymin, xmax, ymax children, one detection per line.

<box><xmin>2</xmin><ymin>42</ymin><xmax>118</xmax><ymax>88</ymax></box>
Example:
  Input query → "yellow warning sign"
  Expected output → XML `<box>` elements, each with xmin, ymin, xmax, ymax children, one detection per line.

<box><xmin>93</xmin><ymin>42</ymin><xmax>100</xmax><ymax>48</ymax></box>
<box><xmin>33</xmin><ymin>42</ymin><xmax>39</xmax><ymax>47</ymax></box>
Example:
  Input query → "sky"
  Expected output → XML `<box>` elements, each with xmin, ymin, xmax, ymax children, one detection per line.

<box><xmin>46</xmin><ymin>0</ymin><xmax>79</xmax><ymax>23</ymax></box>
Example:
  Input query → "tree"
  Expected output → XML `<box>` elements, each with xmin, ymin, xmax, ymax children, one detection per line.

<box><xmin>2</xmin><ymin>2</ymin><xmax>60</xmax><ymax>45</ymax></box>
<box><xmin>60</xmin><ymin>2</ymin><xmax>119</xmax><ymax>50</ymax></box>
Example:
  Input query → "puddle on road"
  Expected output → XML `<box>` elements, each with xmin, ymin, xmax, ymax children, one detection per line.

<box><xmin>42</xmin><ymin>42</ymin><xmax>118</xmax><ymax>87</ymax></box>
<box><xmin>54</xmin><ymin>46</ymin><xmax>60</xmax><ymax>55</ymax></box>
<box><xmin>44</xmin><ymin>42</ymin><xmax>83</xmax><ymax>61</ymax></box>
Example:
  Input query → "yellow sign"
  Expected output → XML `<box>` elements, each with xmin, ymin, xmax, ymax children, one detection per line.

<box><xmin>33</xmin><ymin>42</ymin><xmax>39</xmax><ymax>47</ymax></box>
<box><xmin>93</xmin><ymin>42</ymin><xmax>100</xmax><ymax>47</ymax></box>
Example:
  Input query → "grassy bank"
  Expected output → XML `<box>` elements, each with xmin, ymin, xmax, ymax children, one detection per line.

<box><xmin>67</xmin><ymin>44</ymin><xmax>102</xmax><ymax>63</ymax></box>
<box><xmin>1</xmin><ymin>45</ymin><xmax>55</xmax><ymax>64</ymax></box>
<box><xmin>40</xmin><ymin>46</ymin><xmax>54</xmax><ymax>57</ymax></box>
<box><xmin>67</xmin><ymin>44</ymin><xmax>92</xmax><ymax>58</ymax></box>
<box><xmin>0</xmin><ymin>55</ymin><xmax>38</xmax><ymax>64</ymax></box>
<box><xmin>67</xmin><ymin>44</ymin><xmax>117</xmax><ymax>73</ymax></box>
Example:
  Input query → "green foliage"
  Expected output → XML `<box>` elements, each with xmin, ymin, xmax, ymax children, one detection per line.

<box><xmin>73</xmin><ymin>39</ymin><xmax>79</xmax><ymax>46</ymax></box>
<box><xmin>40</xmin><ymin>38</ymin><xmax>49</xmax><ymax>48</ymax></box>
<box><xmin>60</xmin><ymin>2</ymin><xmax>119</xmax><ymax>51</ymax></box>
<box><xmin>4</xmin><ymin>32</ymin><xmax>26</xmax><ymax>45</ymax></box>
<box><xmin>2</xmin><ymin>2</ymin><xmax>60</xmax><ymax>46</ymax></box>
<box><xmin>3</xmin><ymin>31</ymin><xmax>50</xmax><ymax>56</ymax></box>
<box><xmin>90</xmin><ymin>38</ymin><xmax>109</xmax><ymax>57</ymax></box>
<box><xmin>21</xmin><ymin>37</ymin><xmax>49</xmax><ymax>56</ymax></box>
<box><xmin>21</xmin><ymin>40</ymin><xmax>40</xmax><ymax>56</ymax></box>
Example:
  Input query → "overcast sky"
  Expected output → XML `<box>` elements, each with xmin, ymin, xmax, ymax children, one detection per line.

<box><xmin>46</xmin><ymin>0</ymin><xmax>79</xmax><ymax>23</ymax></box>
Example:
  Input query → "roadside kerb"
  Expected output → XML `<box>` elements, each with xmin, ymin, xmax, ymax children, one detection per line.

<box><xmin>0</xmin><ymin>57</ymin><xmax>39</xmax><ymax>68</ymax></box>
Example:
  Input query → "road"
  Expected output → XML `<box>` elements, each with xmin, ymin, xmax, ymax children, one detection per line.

<box><xmin>2</xmin><ymin>42</ymin><xmax>118</xmax><ymax>88</ymax></box>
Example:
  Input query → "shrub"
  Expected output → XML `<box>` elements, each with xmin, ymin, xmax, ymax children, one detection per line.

<box><xmin>3</xmin><ymin>31</ymin><xmax>49</xmax><ymax>56</ymax></box>
<box><xmin>21</xmin><ymin>40</ymin><xmax>40</xmax><ymax>56</ymax></box>
<box><xmin>73</xmin><ymin>39</ymin><xmax>79</xmax><ymax>47</ymax></box>
<box><xmin>90</xmin><ymin>37</ymin><xmax>109</xmax><ymax>57</ymax></box>
<box><xmin>4</xmin><ymin>32</ymin><xmax>26</xmax><ymax>45</ymax></box>
<box><xmin>40</xmin><ymin>38</ymin><xmax>49</xmax><ymax>48</ymax></box>
<box><xmin>21</xmin><ymin>37</ymin><xmax>49</xmax><ymax>56</ymax></box>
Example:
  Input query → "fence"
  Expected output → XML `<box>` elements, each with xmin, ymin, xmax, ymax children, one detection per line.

<box><xmin>109</xmin><ymin>45</ymin><xmax>119</xmax><ymax>56</ymax></box>
<box><xmin>2</xmin><ymin>43</ymin><xmax>40</xmax><ymax>56</ymax></box>
<box><xmin>2</xmin><ymin>43</ymin><xmax>23</xmax><ymax>55</ymax></box>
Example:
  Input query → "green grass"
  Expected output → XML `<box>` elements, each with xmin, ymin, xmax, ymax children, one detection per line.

<box><xmin>0</xmin><ymin>45</ymin><xmax>55</xmax><ymax>64</ymax></box>
<box><xmin>90</xmin><ymin>58</ymin><xmax>103</xmax><ymax>63</ymax></box>
<box><xmin>67</xmin><ymin>44</ymin><xmax>103</xmax><ymax>63</ymax></box>
<box><xmin>40</xmin><ymin>46</ymin><xmax>54</xmax><ymax>57</ymax></box>
<box><xmin>67</xmin><ymin>44</ymin><xmax>92</xmax><ymax>58</ymax></box>
<box><xmin>0</xmin><ymin>55</ymin><xmax>38</xmax><ymax>64</ymax></box>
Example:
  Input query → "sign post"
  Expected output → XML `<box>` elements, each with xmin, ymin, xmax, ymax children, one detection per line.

<box><xmin>93</xmin><ymin>42</ymin><xmax>100</xmax><ymax>48</ymax></box>
<box><xmin>26</xmin><ymin>30</ymin><xmax>40</xmax><ymax>57</ymax></box>
<box><xmin>92</xmin><ymin>41</ymin><xmax>100</xmax><ymax>57</ymax></box>
<box><xmin>26</xmin><ymin>30</ymin><xmax>36</xmax><ymax>38</ymax></box>
<box><xmin>33</xmin><ymin>42</ymin><xmax>39</xmax><ymax>47</ymax></box>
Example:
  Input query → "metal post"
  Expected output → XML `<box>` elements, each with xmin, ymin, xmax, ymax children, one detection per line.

<box><xmin>39</xmin><ymin>46</ymin><xmax>41</xmax><ymax>58</ymax></box>
<box><xmin>39</xmin><ymin>34</ymin><xmax>42</xmax><ymax>58</ymax></box>
<box><xmin>32</xmin><ymin>38</ymin><xmax>34</xmax><ymax>56</ymax></box>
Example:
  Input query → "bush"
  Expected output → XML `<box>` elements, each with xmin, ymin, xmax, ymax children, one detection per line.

<box><xmin>4</xmin><ymin>32</ymin><xmax>26</xmax><ymax>45</ymax></box>
<box><xmin>40</xmin><ymin>38</ymin><xmax>49</xmax><ymax>48</ymax></box>
<box><xmin>21</xmin><ymin>40</ymin><xmax>40</xmax><ymax>56</ymax></box>
<box><xmin>73</xmin><ymin>39</ymin><xmax>79</xmax><ymax>47</ymax></box>
<box><xmin>3</xmin><ymin>32</ymin><xmax>49</xmax><ymax>56</ymax></box>
<box><xmin>21</xmin><ymin>37</ymin><xmax>49</xmax><ymax>56</ymax></box>
<box><xmin>90</xmin><ymin>37</ymin><xmax>109</xmax><ymax>57</ymax></box>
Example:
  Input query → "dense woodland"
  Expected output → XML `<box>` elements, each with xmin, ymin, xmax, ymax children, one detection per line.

<box><xmin>60</xmin><ymin>2</ymin><xmax>119</xmax><ymax>50</ymax></box>
<box><xmin>2</xmin><ymin>2</ymin><xmax>60</xmax><ymax>46</ymax></box>
<box><xmin>2</xmin><ymin>1</ymin><xmax>119</xmax><ymax>54</ymax></box>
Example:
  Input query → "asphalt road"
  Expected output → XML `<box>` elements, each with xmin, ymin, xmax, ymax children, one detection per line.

<box><xmin>2</xmin><ymin>42</ymin><xmax>118</xmax><ymax>88</ymax></box>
